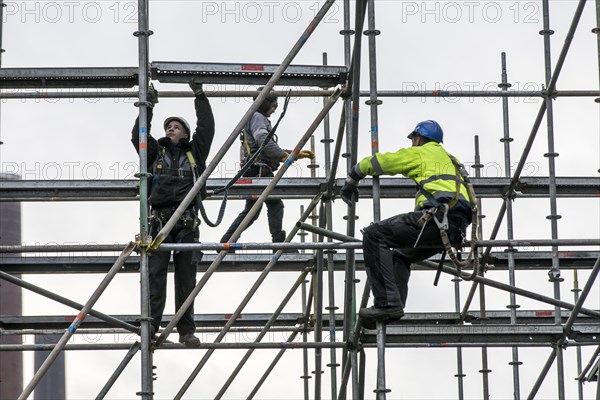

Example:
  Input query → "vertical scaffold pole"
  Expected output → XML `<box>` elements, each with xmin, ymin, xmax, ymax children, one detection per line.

<box><xmin>572</xmin><ymin>271</ymin><xmax>584</xmax><ymax>400</ymax></box>
<box><xmin>365</xmin><ymin>0</ymin><xmax>387</xmax><ymax>397</ymax></box>
<box><xmin>314</xmin><ymin>202</ymin><xmax>325</xmax><ymax>400</ymax></box>
<box><xmin>474</xmin><ymin>136</ymin><xmax>491</xmax><ymax>399</ymax></box>
<box><xmin>540</xmin><ymin>2</ymin><xmax>565</xmax><ymax>397</ymax></box>
<box><xmin>453</xmin><ymin>272</ymin><xmax>465</xmax><ymax>400</ymax></box>
<box><xmin>374</xmin><ymin>322</ymin><xmax>389</xmax><ymax>400</ymax></box>
<box><xmin>596</xmin><ymin>0</ymin><xmax>600</xmax><ymax>104</ymax></box>
<box><xmin>365</xmin><ymin>0</ymin><xmax>381</xmax><ymax>223</ymax></box>
<box><xmin>301</xmin><ymin>278</ymin><xmax>311</xmax><ymax>400</ymax></box>
<box><xmin>339</xmin><ymin>0</ymin><xmax>353</xmax><ymax>380</ymax></box>
<box><xmin>499</xmin><ymin>52</ymin><xmax>522</xmax><ymax>399</ymax></box>
<box><xmin>322</xmin><ymin>52</ymin><xmax>340</xmax><ymax>400</ymax></box>
<box><xmin>134</xmin><ymin>0</ymin><xmax>153</xmax><ymax>398</ymax></box>
<box><xmin>345</xmin><ymin>1</ymin><xmax>367</xmax><ymax>397</ymax></box>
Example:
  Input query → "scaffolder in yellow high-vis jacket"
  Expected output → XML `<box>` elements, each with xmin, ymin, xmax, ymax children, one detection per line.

<box><xmin>340</xmin><ymin>120</ymin><xmax>472</xmax><ymax>322</ymax></box>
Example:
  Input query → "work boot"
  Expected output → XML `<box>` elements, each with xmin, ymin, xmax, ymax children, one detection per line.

<box><xmin>179</xmin><ymin>333</ymin><xmax>201</xmax><ymax>348</ymax></box>
<box><xmin>358</xmin><ymin>306</ymin><xmax>404</xmax><ymax>322</ymax></box>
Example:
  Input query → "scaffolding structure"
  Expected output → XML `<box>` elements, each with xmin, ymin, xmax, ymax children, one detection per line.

<box><xmin>1</xmin><ymin>0</ymin><xmax>599</xmax><ymax>399</ymax></box>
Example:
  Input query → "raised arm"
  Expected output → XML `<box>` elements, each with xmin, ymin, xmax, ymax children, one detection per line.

<box><xmin>188</xmin><ymin>81</ymin><xmax>215</xmax><ymax>165</ymax></box>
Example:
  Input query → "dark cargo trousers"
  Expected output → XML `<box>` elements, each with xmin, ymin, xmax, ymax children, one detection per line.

<box><xmin>220</xmin><ymin>198</ymin><xmax>286</xmax><ymax>244</ymax></box>
<box><xmin>149</xmin><ymin>219</ymin><xmax>198</xmax><ymax>336</ymax></box>
<box><xmin>362</xmin><ymin>209</ymin><xmax>467</xmax><ymax>309</ymax></box>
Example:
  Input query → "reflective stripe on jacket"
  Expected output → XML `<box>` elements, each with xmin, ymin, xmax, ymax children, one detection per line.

<box><xmin>355</xmin><ymin>142</ymin><xmax>471</xmax><ymax>209</ymax></box>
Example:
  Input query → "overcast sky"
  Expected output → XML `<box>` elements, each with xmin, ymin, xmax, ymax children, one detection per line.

<box><xmin>1</xmin><ymin>1</ymin><xmax>599</xmax><ymax>399</ymax></box>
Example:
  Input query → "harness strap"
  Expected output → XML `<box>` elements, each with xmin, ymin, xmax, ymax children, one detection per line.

<box><xmin>214</xmin><ymin>89</ymin><xmax>293</xmax><ymax>196</ymax></box>
<box><xmin>242</xmin><ymin>129</ymin><xmax>253</xmax><ymax>157</ymax></box>
<box><xmin>185</xmin><ymin>151</ymin><xmax>197</xmax><ymax>169</ymax></box>
<box><xmin>414</xmin><ymin>152</ymin><xmax>481</xmax><ymax>282</ymax></box>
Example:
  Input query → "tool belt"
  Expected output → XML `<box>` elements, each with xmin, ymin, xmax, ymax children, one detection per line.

<box><xmin>241</xmin><ymin>156</ymin><xmax>276</xmax><ymax>177</ymax></box>
<box><xmin>150</xmin><ymin>207</ymin><xmax>199</xmax><ymax>231</ymax></box>
<box><xmin>156</xmin><ymin>168</ymin><xmax>194</xmax><ymax>178</ymax></box>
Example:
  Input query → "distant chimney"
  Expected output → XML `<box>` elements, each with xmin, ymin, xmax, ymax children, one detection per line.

<box><xmin>0</xmin><ymin>173</ymin><xmax>23</xmax><ymax>399</ymax></box>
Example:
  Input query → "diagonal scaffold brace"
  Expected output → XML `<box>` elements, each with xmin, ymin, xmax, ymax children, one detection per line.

<box><xmin>18</xmin><ymin>242</ymin><xmax>138</xmax><ymax>400</ymax></box>
<box><xmin>176</xmin><ymin>193</ymin><xmax>323</xmax><ymax>399</ymax></box>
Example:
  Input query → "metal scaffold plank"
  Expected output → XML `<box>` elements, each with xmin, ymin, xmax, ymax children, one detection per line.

<box><xmin>0</xmin><ymin>177</ymin><xmax>598</xmax><ymax>202</ymax></box>
<box><xmin>0</xmin><ymin>63</ymin><xmax>348</xmax><ymax>90</ymax></box>
<box><xmin>1</xmin><ymin>251</ymin><xmax>598</xmax><ymax>274</ymax></box>
<box><xmin>361</xmin><ymin>324</ymin><xmax>600</xmax><ymax>345</ymax></box>
<box><xmin>151</xmin><ymin>62</ymin><xmax>348</xmax><ymax>87</ymax></box>
<box><xmin>0</xmin><ymin>67</ymin><xmax>139</xmax><ymax>89</ymax></box>
<box><xmin>1</xmin><ymin>311</ymin><xmax>595</xmax><ymax>332</ymax></box>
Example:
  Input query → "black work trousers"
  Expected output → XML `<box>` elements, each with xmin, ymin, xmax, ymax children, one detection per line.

<box><xmin>220</xmin><ymin>198</ymin><xmax>286</xmax><ymax>243</ymax></box>
<box><xmin>149</xmin><ymin>218</ymin><xmax>198</xmax><ymax>336</ymax></box>
<box><xmin>362</xmin><ymin>209</ymin><xmax>468</xmax><ymax>309</ymax></box>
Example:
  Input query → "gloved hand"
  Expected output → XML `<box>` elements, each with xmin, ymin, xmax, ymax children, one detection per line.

<box><xmin>297</xmin><ymin>150</ymin><xmax>315</xmax><ymax>160</ymax></box>
<box><xmin>147</xmin><ymin>86</ymin><xmax>159</xmax><ymax>106</ymax></box>
<box><xmin>179</xmin><ymin>137</ymin><xmax>191</xmax><ymax>152</ymax></box>
<box><xmin>340</xmin><ymin>181</ymin><xmax>359</xmax><ymax>206</ymax></box>
<box><xmin>280</xmin><ymin>152</ymin><xmax>289</xmax><ymax>162</ymax></box>
<box><xmin>189</xmin><ymin>79</ymin><xmax>203</xmax><ymax>96</ymax></box>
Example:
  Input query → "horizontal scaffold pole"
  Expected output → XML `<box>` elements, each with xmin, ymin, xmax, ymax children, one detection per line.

<box><xmin>1</xmin><ymin>340</ymin><xmax>595</xmax><ymax>352</ymax></box>
<box><xmin>1</xmin><ymin>90</ymin><xmax>598</xmax><ymax>100</ymax></box>
<box><xmin>1</xmin><ymin>238</ymin><xmax>599</xmax><ymax>254</ymax></box>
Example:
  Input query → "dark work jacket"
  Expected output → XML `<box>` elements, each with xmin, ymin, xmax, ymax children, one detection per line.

<box><xmin>131</xmin><ymin>94</ymin><xmax>215</xmax><ymax>209</ymax></box>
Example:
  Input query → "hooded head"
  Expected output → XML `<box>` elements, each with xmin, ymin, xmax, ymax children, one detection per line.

<box><xmin>254</xmin><ymin>87</ymin><xmax>278</xmax><ymax>117</ymax></box>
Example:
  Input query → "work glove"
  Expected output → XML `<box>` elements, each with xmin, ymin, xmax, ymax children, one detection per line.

<box><xmin>340</xmin><ymin>168</ymin><xmax>363</xmax><ymax>206</ymax></box>
<box><xmin>189</xmin><ymin>79</ymin><xmax>204</xmax><ymax>96</ymax></box>
<box><xmin>340</xmin><ymin>181</ymin><xmax>359</xmax><ymax>206</ymax></box>
<box><xmin>280</xmin><ymin>152</ymin><xmax>289</xmax><ymax>162</ymax></box>
<box><xmin>297</xmin><ymin>150</ymin><xmax>315</xmax><ymax>160</ymax></box>
<box><xmin>179</xmin><ymin>137</ymin><xmax>191</xmax><ymax>152</ymax></box>
<box><xmin>147</xmin><ymin>86</ymin><xmax>159</xmax><ymax>106</ymax></box>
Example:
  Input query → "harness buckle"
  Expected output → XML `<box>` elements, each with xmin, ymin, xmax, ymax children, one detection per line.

<box><xmin>177</xmin><ymin>168</ymin><xmax>185</xmax><ymax>177</ymax></box>
<box><xmin>433</xmin><ymin>203</ymin><xmax>449</xmax><ymax>230</ymax></box>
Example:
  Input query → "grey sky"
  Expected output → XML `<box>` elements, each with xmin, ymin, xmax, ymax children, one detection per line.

<box><xmin>1</xmin><ymin>0</ymin><xmax>599</xmax><ymax>398</ymax></box>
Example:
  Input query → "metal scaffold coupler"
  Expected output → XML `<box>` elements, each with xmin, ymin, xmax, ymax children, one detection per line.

<box><xmin>133</xmin><ymin>30</ymin><xmax>154</xmax><ymax>37</ymax></box>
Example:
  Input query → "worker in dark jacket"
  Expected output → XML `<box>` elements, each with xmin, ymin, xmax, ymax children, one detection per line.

<box><xmin>219</xmin><ymin>90</ymin><xmax>313</xmax><ymax>246</ymax></box>
<box><xmin>132</xmin><ymin>80</ymin><xmax>214</xmax><ymax>347</ymax></box>
<box><xmin>340</xmin><ymin>120</ymin><xmax>472</xmax><ymax>322</ymax></box>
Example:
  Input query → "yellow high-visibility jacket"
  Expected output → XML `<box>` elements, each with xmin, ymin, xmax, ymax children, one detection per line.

<box><xmin>353</xmin><ymin>142</ymin><xmax>471</xmax><ymax>209</ymax></box>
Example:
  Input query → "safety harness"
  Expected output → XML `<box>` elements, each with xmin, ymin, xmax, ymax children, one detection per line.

<box><xmin>413</xmin><ymin>152</ymin><xmax>480</xmax><ymax>282</ymax></box>
<box><xmin>149</xmin><ymin>148</ymin><xmax>200</xmax><ymax>246</ymax></box>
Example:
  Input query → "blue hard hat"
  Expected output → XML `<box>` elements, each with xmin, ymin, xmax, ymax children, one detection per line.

<box><xmin>407</xmin><ymin>120</ymin><xmax>444</xmax><ymax>143</ymax></box>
